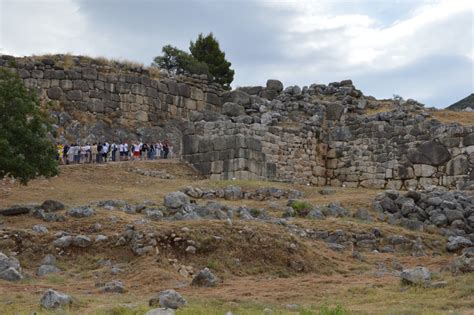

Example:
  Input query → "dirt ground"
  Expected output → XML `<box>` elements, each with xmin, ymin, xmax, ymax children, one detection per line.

<box><xmin>0</xmin><ymin>160</ymin><xmax>473</xmax><ymax>314</ymax></box>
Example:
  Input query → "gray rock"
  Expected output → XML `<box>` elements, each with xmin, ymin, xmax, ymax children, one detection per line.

<box><xmin>353</xmin><ymin>208</ymin><xmax>373</xmax><ymax>221</ymax></box>
<box><xmin>191</xmin><ymin>268</ymin><xmax>219</xmax><ymax>287</ymax></box>
<box><xmin>101</xmin><ymin>280</ymin><xmax>125</xmax><ymax>293</ymax></box>
<box><xmin>32</xmin><ymin>224</ymin><xmax>49</xmax><ymax>233</ymax></box>
<box><xmin>164</xmin><ymin>192</ymin><xmax>190</xmax><ymax>209</ymax></box>
<box><xmin>0</xmin><ymin>265</ymin><xmax>23</xmax><ymax>281</ymax></box>
<box><xmin>95</xmin><ymin>235</ymin><xmax>108</xmax><ymax>242</ymax></box>
<box><xmin>407</xmin><ymin>140</ymin><xmax>451</xmax><ymax>166</ymax></box>
<box><xmin>37</xmin><ymin>265</ymin><xmax>61</xmax><ymax>276</ymax></box>
<box><xmin>266</xmin><ymin>79</ymin><xmax>283</xmax><ymax>92</ymax></box>
<box><xmin>307</xmin><ymin>208</ymin><xmax>325</xmax><ymax>219</ymax></box>
<box><xmin>221</xmin><ymin>90</ymin><xmax>251</xmax><ymax>106</ymax></box>
<box><xmin>447</xmin><ymin>236</ymin><xmax>473</xmax><ymax>252</ymax></box>
<box><xmin>40</xmin><ymin>289</ymin><xmax>72</xmax><ymax>309</ymax></box>
<box><xmin>47</xmin><ymin>87</ymin><xmax>62</xmax><ymax>100</ymax></box>
<box><xmin>222</xmin><ymin>102</ymin><xmax>245</xmax><ymax>117</ymax></box>
<box><xmin>451</xmin><ymin>253</ymin><xmax>474</xmax><ymax>275</ymax></box>
<box><xmin>446</xmin><ymin>155</ymin><xmax>469</xmax><ymax>176</ymax></box>
<box><xmin>400</xmin><ymin>267</ymin><xmax>431</xmax><ymax>285</ymax></box>
<box><xmin>155</xmin><ymin>289</ymin><xmax>187</xmax><ymax>309</ymax></box>
<box><xmin>53</xmin><ymin>235</ymin><xmax>72</xmax><ymax>248</ymax></box>
<box><xmin>67</xmin><ymin>206</ymin><xmax>95</xmax><ymax>218</ymax></box>
<box><xmin>146</xmin><ymin>209</ymin><xmax>164</xmax><ymax>221</ymax></box>
<box><xmin>73</xmin><ymin>235</ymin><xmax>92</xmax><ymax>248</ymax></box>
<box><xmin>41</xmin><ymin>254</ymin><xmax>57</xmax><ymax>266</ymax></box>
<box><xmin>224</xmin><ymin>186</ymin><xmax>242</xmax><ymax>200</ymax></box>
<box><xmin>41</xmin><ymin>200</ymin><xmax>65</xmax><ymax>212</ymax></box>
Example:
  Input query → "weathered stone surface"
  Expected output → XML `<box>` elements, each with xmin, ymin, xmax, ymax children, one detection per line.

<box><xmin>101</xmin><ymin>280</ymin><xmax>125</xmax><ymax>293</ymax></box>
<box><xmin>191</xmin><ymin>268</ymin><xmax>219</xmax><ymax>287</ymax></box>
<box><xmin>164</xmin><ymin>192</ymin><xmax>190</xmax><ymax>209</ymax></box>
<box><xmin>400</xmin><ymin>267</ymin><xmax>431</xmax><ymax>285</ymax></box>
<box><xmin>37</xmin><ymin>265</ymin><xmax>61</xmax><ymax>277</ymax></box>
<box><xmin>222</xmin><ymin>102</ymin><xmax>245</xmax><ymax>117</ymax></box>
<box><xmin>47</xmin><ymin>87</ymin><xmax>62</xmax><ymax>100</ymax></box>
<box><xmin>446</xmin><ymin>155</ymin><xmax>469</xmax><ymax>175</ymax></box>
<box><xmin>266</xmin><ymin>79</ymin><xmax>283</xmax><ymax>92</ymax></box>
<box><xmin>152</xmin><ymin>289</ymin><xmax>187</xmax><ymax>309</ymax></box>
<box><xmin>40</xmin><ymin>289</ymin><xmax>72</xmax><ymax>309</ymax></box>
<box><xmin>0</xmin><ymin>253</ymin><xmax>22</xmax><ymax>281</ymax></box>
<box><xmin>67</xmin><ymin>206</ymin><xmax>95</xmax><ymax>218</ymax></box>
<box><xmin>407</xmin><ymin>140</ymin><xmax>451</xmax><ymax>166</ymax></box>
<box><xmin>41</xmin><ymin>200</ymin><xmax>65</xmax><ymax>212</ymax></box>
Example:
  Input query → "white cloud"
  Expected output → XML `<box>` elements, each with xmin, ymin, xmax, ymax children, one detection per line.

<box><xmin>0</xmin><ymin>0</ymin><xmax>94</xmax><ymax>56</ymax></box>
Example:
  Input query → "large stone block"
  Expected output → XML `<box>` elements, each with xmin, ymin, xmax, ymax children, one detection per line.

<box><xmin>182</xmin><ymin>135</ymin><xmax>200</xmax><ymax>155</ymax></box>
<box><xmin>446</xmin><ymin>155</ymin><xmax>469</xmax><ymax>175</ymax></box>
<box><xmin>463</xmin><ymin>133</ymin><xmax>474</xmax><ymax>146</ymax></box>
<box><xmin>66</xmin><ymin>90</ymin><xmax>82</xmax><ymax>101</ymax></box>
<box><xmin>407</xmin><ymin>140</ymin><xmax>451</xmax><ymax>166</ymax></box>
<box><xmin>47</xmin><ymin>87</ymin><xmax>62</xmax><ymax>100</ymax></box>
<box><xmin>206</xmin><ymin>93</ymin><xmax>221</xmax><ymax>106</ymax></box>
<box><xmin>222</xmin><ymin>102</ymin><xmax>245</xmax><ymax>117</ymax></box>
<box><xmin>221</xmin><ymin>90</ymin><xmax>250</xmax><ymax>106</ymax></box>
<box><xmin>326</xmin><ymin>103</ymin><xmax>345</xmax><ymax>120</ymax></box>
<box><xmin>414</xmin><ymin>164</ymin><xmax>437</xmax><ymax>177</ymax></box>
<box><xmin>82</xmin><ymin>68</ymin><xmax>97</xmax><ymax>80</ymax></box>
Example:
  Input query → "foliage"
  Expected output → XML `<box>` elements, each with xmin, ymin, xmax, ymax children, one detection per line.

<box><xmin>0</xmin><ymin>68</ymin><xmax>58</xmax><ymax>184</ymax></box>
<box><xmin>190</xmin><ymin>32</ymin><xmax>234</xmax><ymax>89</ymax></box>
<box><xmin>291</xmin><ymin>201</ymin><xmax>313</xmax><ymax>217</ymax></box>
<box><xmin>152</xmin><ymin>45</ymin><xmax>209</xmax><ymax>76</ymax></box>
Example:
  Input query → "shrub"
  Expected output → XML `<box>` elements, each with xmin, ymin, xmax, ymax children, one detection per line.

<box><xmin>291</xmin><ymin>201</ymin><xmax>313</xmax><ymax>217</ymax></box>
<box><xmin>319</xmin><ymin>304</ymin><xmax>348</xmax><ymax>315</ymax></box>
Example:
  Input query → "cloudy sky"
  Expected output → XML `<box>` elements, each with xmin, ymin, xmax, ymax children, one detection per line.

<box><xmin>1</xmin><ymin>0</ymin><xmax>473</xmax><ymax>108</ymax></box>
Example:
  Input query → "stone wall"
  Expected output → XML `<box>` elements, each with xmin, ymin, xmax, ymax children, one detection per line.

<box><xmin>2</xmin><ymin>54</ymin><xmax>473</xmax><ymax>189</ymax></box>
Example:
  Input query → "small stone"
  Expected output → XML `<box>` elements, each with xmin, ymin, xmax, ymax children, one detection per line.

<box><xmin>32</xmin><ymin>224</ymin><xmax>49</xmax><ymax>233</ymax></box>
<box><xmin>41</xmin><ymin>254</ymin><xmax>57</xmax><ymax>266</ymax></box>
<box><xmin>185</xmin><ymin>246</ymin><xmax>196</xmax><ymax>254</ymax></box>
<box><xmin>400</xmin><ymin>267</ymin><xmax>431</xmax><ymax>285</ymax></box>
<box><xmin>73</xmin><ymin>235</ymin><xmax>92</xmax><ymax>248</ymax></box>
<box><xmin>151</xmin><ymin>289</ymin><xmax>187</xmax><ymax>309</ymax></box>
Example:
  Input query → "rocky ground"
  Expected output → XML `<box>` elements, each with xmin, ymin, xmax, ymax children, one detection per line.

<box><xmin>0</xmin><ymin>160</ymin><xmax>473</xmax><ymax>314</ymax></box>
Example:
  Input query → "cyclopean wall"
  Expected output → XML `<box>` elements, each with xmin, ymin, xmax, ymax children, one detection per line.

<box><xmin>2</xmin><ymin>54</ymin><xmax>473</xmax><ymax>189</ymax></box>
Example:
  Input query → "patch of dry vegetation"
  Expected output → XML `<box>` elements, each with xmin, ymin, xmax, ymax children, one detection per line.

<box><xmin>428</xmin><ymin>109</ymin><xmax>474</xmax><ymax>126</ymax></box>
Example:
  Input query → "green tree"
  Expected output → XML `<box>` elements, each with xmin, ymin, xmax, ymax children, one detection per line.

<box><xmin>190</xmin><ymin>32</ymin><xmax>234</xmax><ymax>89</ymax></box>
<box><xmin>152</xmin><ymin>45</ymin><xmax>209</xmax><ymax>76</ymax></box>
<box><xmin>0</xmin><ymin>68</ymin><xmax>58</xmax><ymax>184</ymax></box>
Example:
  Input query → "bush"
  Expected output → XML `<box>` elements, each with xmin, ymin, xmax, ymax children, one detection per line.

<box><xmin>152</xmin><ymin>45</ymin><xmax>209</xmax><ymax>77</ymax></box>
<box><xmin>0</xmin><ymin>68</ymin><xmax>58</xmax><ymax>184</ymax></box>
<box><xmin>291</xmin><ymin>201</ymin><xmax>313</xmax><ymax>217</ymax></box>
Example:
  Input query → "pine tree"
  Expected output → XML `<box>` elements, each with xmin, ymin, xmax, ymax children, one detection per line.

<box><xmin>190</xmin><ymin>33</ymin><xmax>234</xmax><ymax>89</ymax></box>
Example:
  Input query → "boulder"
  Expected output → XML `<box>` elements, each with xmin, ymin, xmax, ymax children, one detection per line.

<box><xmin>164</xmin><ymin>192</ymin><xmax>190</xmax><ymax>209</ymax></box>
<box><xmin>40</xmin><ymin>289</ymin><xmax>72</xmax><ymax>309</ymax></box>
<box><xmin>67</xmin><ymin>206</ymin><xmax>95</xmax><ymax>218</ymax></box>
<box><xmin>101</xmin><ymin>280</ymin><xmax>125</xmax><ymax>293</ymax></box>
<box><xmin>41</xmin><ymin>200</ymin><xmax>65</xmax><ymax>212</ymax></box>
<box><xmin>53</xmin><ymin>235</ymin><xmax>73</xmax><ymax>248</ymax></box>
<box><xmin>353</xmin><ymin>208</ymin><xmax>373</xmax><ymax>221</ymax></box>
<box><xmin>326</xmin><ymin>103</ymin><xmax>345</xmax><ymax>121</ymax></box>
<box><xmin>37</xmin><ymin>265</ymin><xmax>61</xmax><ymax>277</ymax></box>
<box><xmin>222</xmin><ymin>102</ymin><xmax>245</xmax><ymax>117</ymax></box>
<box><xmin>191</xmin><ymin>268</ymin><xmax>219</xmax><ymax>287</ymax></box>
<box><xmin>73</xmin><ymin>235</ymin><xmax>92</xmax><ymax>248</ymax></box>
<box><xmin>407</xmin><ymin>140</ymin><xmax>451</xmax><ymax>166</ymax></box>
<box><xmin>266</xmin><ymin>79</ymin><xmax>284</xmax><ymax>92</ymax></box>
<box><xmin>151</xmin><ymin>289</ymin><xmax>187</xmax><ymax>309</ymax></box>
<box><xmin>0</xmin><ymin>204</ymin><xmax>36</xmax><ymax>216</ymax></box>
<box><xmin>446</xmin><ymin>236</ymin><xmax>473</xmax><ymax>252</ymax></box>
<box><xmin>221</xmin><ymin>90</ymin><xmax>251</xmax><ymax>106</ymax></box>
<box><xmin>400</xmin><ymin>267</ymin><xmax>431</xmax><ymax>285</ymax></box>
<box><xmin>0</xmin><ymin>252</ymin><xmax>22</xmax><ymax>281</ymax></box>
<box><xmin>451</xmin><ymin>252</ymin><xmax>474</xmax><ymax>275</ymax></box>
<box><xmin>41</xmin><ymin>254</ymin><xmax>57</xmax><ymax>266</ymax></box>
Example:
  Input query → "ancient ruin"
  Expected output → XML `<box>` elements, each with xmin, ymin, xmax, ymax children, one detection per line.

<box><xmin>1</xmin><ymin>54</ymin><xmax>473</xmax><ymax>190</ymax></box>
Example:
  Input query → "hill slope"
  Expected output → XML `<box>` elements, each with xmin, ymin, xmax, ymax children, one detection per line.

<box><xmin>446</xmin><ymin>93</ymin><xmax>474</xmax><ymax>111</ymax></box>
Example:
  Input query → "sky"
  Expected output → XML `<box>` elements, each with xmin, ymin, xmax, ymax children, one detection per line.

<box><xmin>1</xmin><ymin>0</ymin><xmax>473</xmax><ymax>108</ymax></box>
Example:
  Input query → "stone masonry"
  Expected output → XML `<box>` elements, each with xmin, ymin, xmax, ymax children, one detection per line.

<box><xmin>1</xmin><ymin>54</ymin><xmax>473</xmax><ymax>189</ymax></box>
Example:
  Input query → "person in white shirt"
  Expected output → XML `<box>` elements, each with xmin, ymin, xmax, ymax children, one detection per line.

<box><xmin>119</xmin><ymin>143</ymin><xmax>124</xmax><ymax>161</ymax></box>
<box><xmin>124</xmin><ymin>143</ymin><xmax>129</xmax><ymax>161</ymax></box>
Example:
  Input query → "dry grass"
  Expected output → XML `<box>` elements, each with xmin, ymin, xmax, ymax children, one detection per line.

<box><xmin>1</xmin><ymin>161</ymin><xmax>472</xmax><ymax>314</ymax></box>
<box><xmin>429</xmin><ymin>109</ymin><xmax>474</xmax><ymax>126</ymax></box>
<box><xmin>364</xmin><ymin>101</ymin><xmax>396</xmax><ymax>115</ymax></box>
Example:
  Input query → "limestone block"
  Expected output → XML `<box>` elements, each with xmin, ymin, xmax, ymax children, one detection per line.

<box><xmin>419</xmin><ymin>177</ymin><xmax>439</xmax><ymax>189</ymax></box>
<box><xmin>446</xmin><ymin>155</ymin><xmax>469</xmax><ymax>175</ymax></box>
<box><xmin>360</xmin><ymin>179</ymin><xmax>385</xmax><ymax>189</ymax></box>
<box><xmin>413</xmin><ymin>164</ymin><xmax>436</xmax><ymax>177</ymax></box>
<box><xmin>404</xmin><ymin>179</ymin><xmax>418</xmax><ymax>190</ymax></box>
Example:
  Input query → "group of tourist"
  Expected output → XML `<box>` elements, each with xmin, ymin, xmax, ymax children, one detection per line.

<box><xmin>56</xmin><ymin>141</ymin><xmax>173</xmax><ymax>165</ymax></box>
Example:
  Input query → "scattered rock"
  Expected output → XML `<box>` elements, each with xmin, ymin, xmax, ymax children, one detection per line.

<box><xmin>400</xmin><ymin>267</ymin><xmax>431</xmax><ymax>285</ymax></box>
<box><xmin>73</xmin><ymin>235</ymin><xmax>92</xmax><ymax>248</ymax></box>
<box><xmin>151</xmin><ymin>289</ymin><xmax>187</xmax><ymax>309</ymax></box>
<box><xmin>0</xmin><ymin>252</ymin><xmax>23</xmax><ymax>281</ymax></box>
<box><xmin>37</xmin><ymin>265</ymin><xmax>61</xmax><ymax>277</ymax></box>
<box><xmin>191</xmin><ymin>268</ymin><xmax>219</xmax><ymax>287</ymax></box>
<box><xmin>446</xmin><ymin>236</ymin><xmax>473</xmax><ymax>252</ymax></box>
<box><xmin>53</xmin><ymin>235</ymin><xmax>73</xmax><ymax>248</ymax></box>
<box><xmin>67</xmin><ymin>206</ymin><xmax>95</xmax><ymax>218</ymax></box>
<box><xmin>32</xmin><ymin>224</ymin><xmax>49</xmax><ymax>233</ymax></box>
<box><xmin>101</xmin><ymin>280</ymin><xmax>125</xmax><ymax>293</ymax></box>
<box><xmin>41</xmin><ymin>200</ymin><xmax>65</xmax><ymax>212</ymax></box>
<box><xmin>164</xmin><ymin>192</ymin><xmax>190</xmax><ymax>209</ymax></box>
<box><xmin>40</xmin><ymin>289</ymin><xmax>72</xmax><ymax>309</ymax></box>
